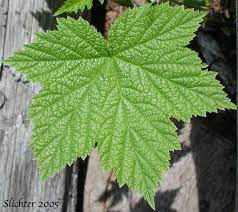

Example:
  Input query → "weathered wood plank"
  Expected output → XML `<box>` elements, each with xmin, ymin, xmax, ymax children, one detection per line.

<box><xmin>84</xmin><ymin>120</ymin><xmax>236</xmax><ymax>212</ymax></box>
<box><xmin>0</xmin><ymin>1</ymin><xmax>77</xmax><ymax>211</ymax></box>
<box><xmin>0</xmin><ymin>0</ymin><xmax>8</xmax><ymax>62</ymax></box>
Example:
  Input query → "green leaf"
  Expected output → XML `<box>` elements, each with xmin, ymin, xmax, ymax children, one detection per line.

<box><xmin>4</xmin><ymin>4</ymin><xmax>236</xmax><ymax>209</ymax></box>
<box><xmin>54</xmin><ymin>0</ymin><xmax>103</xmax><ymax>16</ymax></box>
<box><xmin>111</xmin><ymin>0</ymin><xmax>133</xmax><ymax>7</ymax></box>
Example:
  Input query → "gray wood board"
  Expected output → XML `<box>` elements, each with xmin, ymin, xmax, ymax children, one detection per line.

<box><xmin>84</xmin><ymin>121</ymin><xmax>236</xmax><ymax>212</ymax></box>
<box><xmin>0</xmin><ymin>1</ymin><xmax>77</xmax><ymax>212</ymax></box>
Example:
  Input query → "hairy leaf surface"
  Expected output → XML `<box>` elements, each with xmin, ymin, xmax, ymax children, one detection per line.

<box><xmin>5</xmin><ymin>4</ymin><xmax>236</xmax><ymax>209</ymax></box>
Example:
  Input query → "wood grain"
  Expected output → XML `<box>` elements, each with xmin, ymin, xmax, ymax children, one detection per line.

<box><xmin>0</xmin><ymin>1</ymin><xmax>78</xmax><ymax>211</ymax></box>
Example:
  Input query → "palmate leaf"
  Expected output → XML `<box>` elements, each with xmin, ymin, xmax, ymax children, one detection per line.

<box><xmin>5</xmin><ymin>4</ymin><xmax>236</xmax><ymax>209</ymax></box>
<box><xmin>54</xmin><ymin>0</ymin><xmax>103</xmax><ymax>16</ymax></box>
